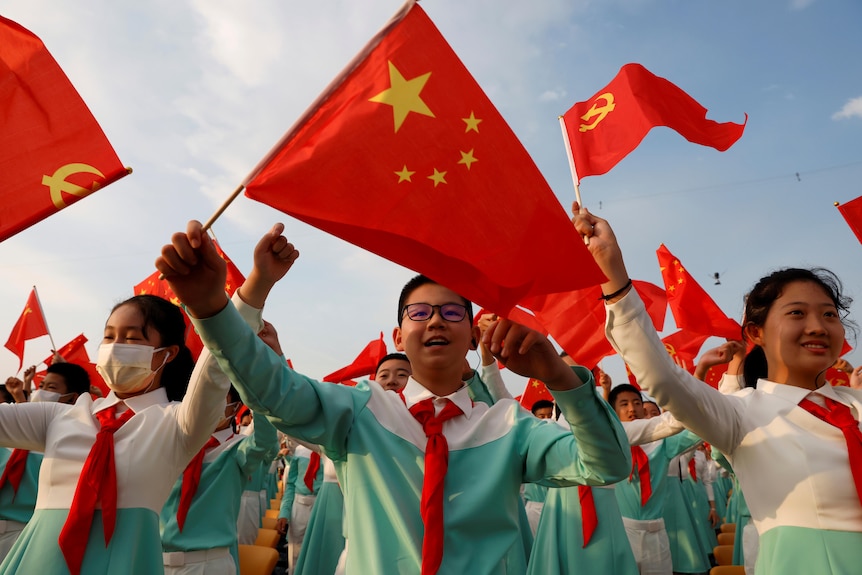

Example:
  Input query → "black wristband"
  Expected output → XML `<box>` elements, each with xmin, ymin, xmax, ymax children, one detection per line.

<box><xmin>599</xmin><ymin>279</ymin><xmax>632</xmax><ymax>301</ymax></box>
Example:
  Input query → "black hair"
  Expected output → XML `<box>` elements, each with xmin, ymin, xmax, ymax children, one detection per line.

<box><xmin>643</xmin><ymin>400</ymin><xmax>660</xmax><ymax>413</ymax></box>
<box><xmin>530</xmin><ymin>399</ymin><xmax>554</xmax><ymax>415</ymax></box>
<box><xmin>110</xmin><ymin>295</ymin><xmax>194</xmax><ymax>401</ymax></box>
<box><xmin>0</xmin><ymin>386</ymin><xmax>13</xmax><ymax>404</ymax></box>
<box><xmin>376</xmin><ymin>352</ymin><xmax>410</xmax><ymax>373</ymax></box>
<box><xmin>46</xmin><ymin>362</ymin><xmax>90</xmax><ymax>395</ymax></box>
<box><xmin>741</xmin><ymin>268</ymin><xmax>856</xmax><ymax>388</ymax></box>
<box><xmin>397</xmin><ymin>275</ymin><xmax>473</xmax><ymax>326</ymax></box>
<box><xmin>227</xmin><ymin>384</ymin><xmax>242</xmax><ymax>404</ymax></box>
<box><xmin>607</xmin><ymin>384</ymin><xmax>643</xmax><ymax>410</ymax></box>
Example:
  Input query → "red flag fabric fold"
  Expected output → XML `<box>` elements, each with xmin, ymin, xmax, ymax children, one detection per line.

<box><xmin>134</xmin><ymin>238</ymin><xmax>245</xmax><ymax>361</ymax></box>
<box><xmin>837</xmin><ymin>196</ymin><xmax>862</xmax><ymax>245</ymax></box>
<box><xmin>323</xmin><ymin>333</ymin><xmax>387</xmax><ymax>383</ymax></box>
<box><xmin>4</xmin><ymin>288</ymin><xmax>49</xmax><ymax>370</ymax></box>
<box><xmin>0</xmin><ymin>16</ymin><xmax>129</xmax><ymax>241</ymax></box>
<box><xmin>519</xmin><ymin>378</ymin><xmax>554</xmax><ymax>410</ymax></box>
<box><xmin>657</xmin><ymin>244</ymin><xmax>741</xmax><ymax>340</ymax></box>
<box><xmin>242</xmin><ymin>2</ymin><xmax>604</xmax><ymax>314</ymax></box>
<box><xmin>562</xmin><ymin>62</ymin><xmax>746</xmax><ymax>181</ymax></box>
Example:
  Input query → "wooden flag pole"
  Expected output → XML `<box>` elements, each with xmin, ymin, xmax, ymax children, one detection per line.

<box><xmin>201</xmin><ymin>184</ymin><xmax>245</xmax><ymax>233</ymax></box>
<box><xmin>31</xmin><ymin>285</ymin><xmax>56</xmax><ymax>354</ymax></box>
<box><xmin>558</xmin><ymin>115</ymin><xmax>583</xmax><ymax>207</ymax></box>
<box><xmin>559</xmin><ymin>115</ymin><xmax>588</xmax><ymax>245</ymax></box>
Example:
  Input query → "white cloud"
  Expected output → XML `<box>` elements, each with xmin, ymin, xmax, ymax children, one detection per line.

<box><xmin>539</xmin><ymin>89</ymin><xmax>567</xmax><ymax>102</ymax></box>
<box><xmin>833</xmin><ymin>96</ymin><xmax>862</xmax><ymax>120</ymax></box>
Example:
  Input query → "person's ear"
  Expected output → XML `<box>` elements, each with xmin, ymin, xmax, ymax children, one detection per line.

<box><xmin>470</xmin><ymin>325</ymin><xmax>481</xmax><ymax>350</ymax></box>
<box><xmin>393</xmin><ymin>327</ymin><xmax>405</xmax><ymax>352</ymax></box>
<box><xmin>163</xmin><ymin>344</ymin><xmax>180</xmax><ymax>364</ymax></box>
<box><xmin>743</xmin><ymin>323</ymin><xmax>763</xmax><ymax>347</ymax></box>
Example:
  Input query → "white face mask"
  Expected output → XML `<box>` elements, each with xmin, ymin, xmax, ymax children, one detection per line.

<box><xmin>96</xmin><ymin>343</ymin><xmax>170</xmax><ymax>395</ymax></box>
<box><xmin>30</xmin><ymin>389</ymin><xmax>63</xmax><ymax>403</ymax></box>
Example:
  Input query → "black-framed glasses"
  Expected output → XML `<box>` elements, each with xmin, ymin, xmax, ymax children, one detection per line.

<box><xmin>402</xmin><ymin>303</ymin><xmax>468</xmax><ymax>322</ymax></box>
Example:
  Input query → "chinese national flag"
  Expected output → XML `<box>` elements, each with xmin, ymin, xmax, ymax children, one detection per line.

<box><xmin>242</xmin><ymin>1</ymin><xmax>604</xmax><ymax>313</ymax></box>
<box><xmin>36</xmin><ymin>333</ymin><xmax>108</xmax><ymax>396</ymax></box>
<box><xmin>657</xmin><ymin>244</ymin><xmax>741</xmax><ymax>340</ymax></box>
<box><xmin>4</xmin><ymin>288</ymin><xmax>49</xmax><ymax>370</ymax></box>
<box><xmin>836</xmin><ymin>196</ymin><xmax>862</xmax><ymax>245</ymax></box>
<box><xmin>0</xmin><ymin>16</ymin><xmax>129</xmax><ymax>242</ymax></box>
<box><xmin>519</xmin><ymin>378</ymin><xmax>554</xmax><ymax>410</ymax></box>
<box><xmin>134</xmin><ymin>238</ymin><xmax>246</xmax><ymax>361</ymax></box>
<box><xmin>524</xmin><ymin>280</ymin><xmax>667</xmax><ymax>370</ymax></box>
<box><xmin>323</xmin><ymin>333</ymin><xmax>387</xmax><ymax>383</ymax></box>
<box><xmin>562</xmin><ymin>63</ymin><xmax>746</xmax><ymax>181</ymax></box>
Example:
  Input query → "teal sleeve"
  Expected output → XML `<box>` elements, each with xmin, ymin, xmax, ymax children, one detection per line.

<box><xmin>280</xmin><ymin>462</ymin><xmax>299</xmax><ymax>520</ymax></box>
<box><xmin>523</xmin><ymin>367</ymin><xmax>631</xmax><ymax>486</ymax></box>
<box><xmin>191</xmin><ymin>301</ymin><xmax>366</xmax><ymax>460</ymax></box>
<box><xmin>237</xmin><ymin>409</ymin><xmax>279</xmax><ymax>476</ymax></box>
<box><xmin>664</xmin><ymin>429</ymin><xmax>702</xmax><ymax>458</ymax></box>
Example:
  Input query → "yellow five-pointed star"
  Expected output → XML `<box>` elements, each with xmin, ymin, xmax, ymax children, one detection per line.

<box><xmin>463</xmin><ymin>111</ymin><xmax>482</xmax><ymax>133</ymax></box>
<box><xmin>428</xmin><ymin>169</ymin><xmax>447</xmax><ymax>187</ymax></box>
<box><xmin>369</xmin><ymin>61</ymin><xmax>435</xmax><ymax>132</ymax></box>
<box><xmin>395</xmin><ymin>165</ymin><xmax>415</xmax><ymax>183</ymax></box>
<box><xmin>458</xmin><ymin>149</ymin><xmax>478</xmax><ymax>170</ymax></box>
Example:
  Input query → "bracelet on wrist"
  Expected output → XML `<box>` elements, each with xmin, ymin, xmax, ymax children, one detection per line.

<box><xmin>600</xmin><ymin>279</ymin><xmax>632</xmax><ymax>301</ymax></box>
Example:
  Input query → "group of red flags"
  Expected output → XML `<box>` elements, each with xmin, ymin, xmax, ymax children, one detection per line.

<box><xmin>4</xmin><ymin>2</ymin><xmax>857</xmax><ymax>396</ymax></box>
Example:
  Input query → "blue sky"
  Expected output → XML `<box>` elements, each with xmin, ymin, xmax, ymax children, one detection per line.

<box><xmin>2</xmin><ymin>0</ymin><xmax>861</xmax><ymax>395</ymax></box>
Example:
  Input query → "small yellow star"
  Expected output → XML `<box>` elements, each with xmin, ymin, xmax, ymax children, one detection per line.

<box><xmin>668</xmin><ymin>285</ymin><xmax>676</xmax><ymax>293</ymax></box>
<box><xmin>427</xmin><ymin>169</ymin><xmax>447</xmax><ymax>187</ymax></box>
<box><xmin>463</xmin><ymin>111</ymin><xmax>482</xmax><ymax>133</ymax></box>
<box><xmin>369</xmin><ymin>62</ymin><xmax>435</xmax><ymax>132</ymax></box>
<box><xmin>458</xmin><ymin>149</ymin><xmax>478</xmax><ymax>170</ymax></box>
<box><xmin>395</xmin><ymin>165</ymin><xmax>415</xmax><ymax>183</ymax></box>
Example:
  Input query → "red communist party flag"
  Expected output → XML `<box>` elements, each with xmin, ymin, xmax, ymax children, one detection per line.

<box><xmin>4</xmin><ymin>288</ymin><xmax>49</xmax><ymax>370</ymax></box>
<box><xmin>562</xmin><ymin>63</ymin><xmax>746</xmax><ymax>182</ymax></box>
<box><xmin>323</xmin><ymin>333</ymin><xmax>387</xmax><ymax>383</ymax></box>
<box><xmin>657</xmin><ymin>244</ymin><xmax>741</xmax><ymax>340</ymax></box>
<box><xmin>661</xmin><ymin>330</ymin><xmax>710</xmax><ymax>374</ymax></box>
<box><xmin>242</xmin><ymin>1</ymin><xmax>604</xmax><ymax>314</ymax></box>
<box><xmin>0</xmin><ymin>16</ymin><xmax>129</xmax><ymax>242</ymax></box>
<box><xmin>836</xmin><ymin>196</ymin><xmax>862</xmax><ymax>245</ymax></box>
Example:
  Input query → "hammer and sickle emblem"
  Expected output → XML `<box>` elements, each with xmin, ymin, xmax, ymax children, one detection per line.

<box><xmin>42</xmin><ymin>163</ymin><xmax>105</xmax><ymax>209</ymax></box>
<box><xmin>579</xmin><ymin>92</ymin><xmax>616</xmax><ymax>132</ymax></box>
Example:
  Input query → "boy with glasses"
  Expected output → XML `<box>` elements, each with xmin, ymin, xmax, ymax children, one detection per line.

<box><xmin>157</xmin><ymin>221</ymin><xmax>631</xmax><ymax>575</ymax></box>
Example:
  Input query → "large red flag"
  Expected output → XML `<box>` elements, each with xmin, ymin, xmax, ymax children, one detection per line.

<box><xmin>657</xmin><ymin>244</ymin><xmax>741</xmax><ymax>340</ymax></box>
<box><xmin>0</xmin><ymin>16</ymin><xmax>129</xmax><ymax>242</ymax></box>
<box><xmin>134</xmin><ymin>238</ymin><xmax>246</xmax><ymax>361</ymax></box>
<box><xmin>4</xmin><ymin>288</ymin><xmax>49</xmax><ymax>370</ymax></box>
<box><xmin>323</xmin><ymin>333</ymin><xmax>387</xmax><ymax>383</ymax></box>
<box><xmin>562</xmin><ymin>63</ymin><xmax>746</xmax><ymax>182</ymax></box>
<box><xmin>525</xmin><ymin>280</ymin><xmax>667</xmax><ymax>370</ymax></box>
<box><xmin>836</xmin><ymin>197</ymin><xmax>862</xmax><ymax>245</ymax></box>
<box><xmin>242</xmin><ymin>2</ymin><xmax>604</xmax><ymax>314</ymax></box>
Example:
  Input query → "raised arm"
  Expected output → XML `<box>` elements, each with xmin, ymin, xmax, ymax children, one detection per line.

<box><xmin>572</xmin><ymin>204</ymin><xmax>746</xmax><ymax>455</ymax></box>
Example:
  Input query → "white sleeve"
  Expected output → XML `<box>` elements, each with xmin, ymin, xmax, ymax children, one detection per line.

<box><xmin>622</xmin><ymin>410</ymin><xmax>686</xmax><ymax>445</ymax></box>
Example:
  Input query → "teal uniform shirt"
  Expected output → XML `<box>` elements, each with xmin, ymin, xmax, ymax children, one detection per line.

<box><xmin>279</xmin><ymin>448</ymin><xmax>323</xmax><ymax>521</ymax></box>
<box><xmin>160</xmin><ymin>412</ymin><xmax>278</xmax><ymax>570</ymax></box>
<box><xmin>192</xmin><ymin>298</ymin><xmax>631</xmax><ymax>575</ymax></box>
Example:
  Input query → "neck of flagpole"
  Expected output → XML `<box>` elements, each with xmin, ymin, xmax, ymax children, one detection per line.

<box><xmin>201</xmin><ymin>184</ymin><xmax>245</xmax><ymax>233</ymax></box>
<box><xmin>31</xmin><ymin>285</ymin><xmax>56</xmax><ymax>352</ymax></box>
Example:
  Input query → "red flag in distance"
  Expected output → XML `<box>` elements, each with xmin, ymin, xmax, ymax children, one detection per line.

<box><xmin>4</xmin><ymin>288</ymin><xmax>49</xmax><ymax>370</ymax></box>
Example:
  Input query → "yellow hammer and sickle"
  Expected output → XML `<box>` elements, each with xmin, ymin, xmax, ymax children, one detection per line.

<box><xmin>579</xmin><ymin>92</ymin><xmax>616</xmax><ymax>132</ymax></box>
<box><xmin>42</xmin><ymin>163</ymin><xmax>105</xmax><ymax>209</ymax></box>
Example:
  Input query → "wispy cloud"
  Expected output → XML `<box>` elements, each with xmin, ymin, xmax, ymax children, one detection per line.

<box><xmin>790</xmin><ymin>0</ymin><xmax>816</xmax><ymax>10</ymax></box>
<box><xmin>833</xmin><ymin>96</ymin><xmax>862</xmax><ymax>120</ymax></box>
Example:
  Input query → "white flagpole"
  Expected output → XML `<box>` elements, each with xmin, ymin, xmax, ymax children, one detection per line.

<box><xmin>31</xmin><ymin>285</ymin><xmax>56</xmax><ymax>354</ymax></box>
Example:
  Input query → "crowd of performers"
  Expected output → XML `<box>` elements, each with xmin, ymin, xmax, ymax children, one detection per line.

<box><xmin>1</xmin><ymin>207</ymin><xmax>861</xmax><ymax>575</ymax></box>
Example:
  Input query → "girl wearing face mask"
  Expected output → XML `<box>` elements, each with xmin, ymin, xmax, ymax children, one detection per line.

<box><xmin>0</xmin><ymin>295</ymin><xmax>230</xmax><ymax>575</ymax></box>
